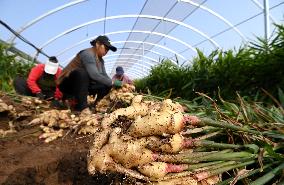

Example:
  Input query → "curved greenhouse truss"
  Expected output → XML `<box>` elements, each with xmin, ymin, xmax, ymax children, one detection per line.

<box><xmin>3</xmin><ymin>0</ymin><xmax>282</xmax><ymax>79</ymax></box>
<box><xmin>1</xmin><ymin>2</ymin><xmax>284</xmax><ymax>184</ymax></box>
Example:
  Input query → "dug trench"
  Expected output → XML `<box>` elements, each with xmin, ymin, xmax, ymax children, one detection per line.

<box><xmin>0</xmin><ymin>130</ymin><xmax>138</xmax><ymax>185</ymax></box>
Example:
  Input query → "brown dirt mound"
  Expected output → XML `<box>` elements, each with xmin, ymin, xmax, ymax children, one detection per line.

<box><xmin>0</xmin><ymin>129</ymin><xmax>124</xmax><ymax>185</ymax></box>
<box><xmin>0</xmin><ymin>93</ymin><xmax>139</xmax><ymax>185</ymax></box>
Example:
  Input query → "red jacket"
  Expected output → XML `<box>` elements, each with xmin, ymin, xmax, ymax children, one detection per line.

<box><xmin>27</xmin><ymin>64</ymin><xmax>63</xmax><ymax>100</ymax></box>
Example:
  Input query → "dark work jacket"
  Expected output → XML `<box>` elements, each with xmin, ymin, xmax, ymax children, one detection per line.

<box><xmin>57</xmin><ymin>48</ymin><xmax>112</xmax><ymax>87</ymax></box>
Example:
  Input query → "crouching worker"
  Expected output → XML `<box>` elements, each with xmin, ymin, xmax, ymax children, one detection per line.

<box><xmin>112</xmin><ymin>66</ymin><xmax>133</xmax><ymax>85</ymax></box>
<box><xmin>56</xmin><ymin>35</ymin><xmax>120</xmax><ymax>112</ymax></box>
<box><xmin>13</xmin><ymin>56</ymin><xmax>64</xmax><ymax>107</ymax></box>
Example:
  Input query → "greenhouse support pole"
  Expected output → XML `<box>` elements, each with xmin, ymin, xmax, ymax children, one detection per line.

<box><xmin>263</xmin><ymin>0</ymin><xmax>270</xmax><ymax>41</ymax></box>
<box><xmin>103</xmin><ymin>0</ymin><xmax>108</xmax><ymax>34</ymax></box>
<box><xmin>142</xmin><ymin>42</ymin><xmax>145</xmax><ymax>74</ymax></box>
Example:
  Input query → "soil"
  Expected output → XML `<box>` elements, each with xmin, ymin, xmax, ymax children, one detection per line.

<box><xmin>0</xmin><ymin>93</ymin><xmax>139</xmax><ymax>185</ymax></box>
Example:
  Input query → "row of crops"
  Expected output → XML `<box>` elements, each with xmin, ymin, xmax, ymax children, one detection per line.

<box><xmin>135</xmin><ymin>24</ymin><xmax>284</xmax><ymax>106</ymax></box>
<box><xmin>0</xmin><ymin>43</ymin><xmax>35</xmax><ymax>92</ymax></box>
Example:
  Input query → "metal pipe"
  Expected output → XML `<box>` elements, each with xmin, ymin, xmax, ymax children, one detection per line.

<box><xmin>62</xmin><ymin>40</ymin><xmax>186</xmax><ymax>66</ymax></box>
<box><xmin>55</xmin><ymin>30</ymin><xmax>194</xmax><ymax>62</ymax></box>
<box><xmin>36</xmin><ymin>14</ymin><xmax>219</xmax><ymax>52</ymax></box>
<box><xmin>8</xmin><ymin>0</ymin><xmax>89</xmax><ymax>43</ymax></box>
<box><xmin>180</xmin><ymin>0</ymin><xmax>247</xmax><ymax>41</ymax></box>
<box><xmin>263</xmin><ymin>0</ymin><xmax>270</xmax><ymax>41</ymax></box>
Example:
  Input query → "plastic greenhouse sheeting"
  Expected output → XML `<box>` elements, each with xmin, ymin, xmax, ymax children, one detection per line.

<box><xmin>0</xmin><ymin>0</ymin><xmax>283</xmax><ymax>79</ymax></box>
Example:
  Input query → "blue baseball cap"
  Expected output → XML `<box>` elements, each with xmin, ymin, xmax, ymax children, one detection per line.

<box><xmin>116</xmin><ymin>66</ymin><xmax>124</xmax><ymax>75</ymax></box>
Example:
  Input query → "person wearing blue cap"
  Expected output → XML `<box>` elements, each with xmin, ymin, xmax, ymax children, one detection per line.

<box><xmin>112</xmin><ymin>66</ymin><xmax>133</xmax><ymax>85</ymax></box>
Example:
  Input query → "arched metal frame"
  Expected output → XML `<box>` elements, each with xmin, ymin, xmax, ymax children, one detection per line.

<box><xmin>104</xmin><ymin>54</ymin><xmax>159</xmax><ymax>64</ymax></box>
<box><xmin>105</xmin><ymin>61</ymin><xmax>149</xmax><ymax>79</ymax></box>
<box><xmin>105</xmin><ymin>58</ymin><xmax>156</xmax><ymax>70</ymax></box>
<box><xmin>106</xmin><ymin>60</ymin><xmax>152</xmax><ymax>68</ymax></box>
<box><xmin>105</xmin><ymin>60</ymin><xmax>155</xmax><ymax>75</ymax></box>
<box><xmin>30</xmin><ymin>14</ymin><xmax>225</xmax><ymax>74</ymax></box>
<box><xmin>11</xmin><ymin>0</ymin><xmax>247</xmax><ymax>47</ymax></box>
<box><xmin>35</xmin><ymin>14</ymin><xmax>220</xmax><ymax>56</ymax></box>
<box><xmin>124</xmin><ymin>71</ymin><xmax>145</xmax><ymax>79</ymax></box>
<box><xmin>62</xmin><ymin>40</ymin><xmax>186</xmax><ymax>66</ymax></box>
<box><xmin>59</xmin><ymin>39</ymin><xmax>186</xmax><ymax>64</ymax></box>
<box><xmin>106</xmin><ymin>69</ymin><xmax>148</xmax><ymax>79</ymax></box>
<box><xmin>114</xmin><ymin>67</ymin><xmax>148</xmax><ymax>79</ymax></box>
<box><xmin>9</xmin><ymin>0</ymin><xmax>249</xmax><ymax>76</ymax></box>
<box><xmin>127</xmin><ymin>71</ymin><xmax>146</xmax><ymax>79</ymax></box>
<box><xmin>110</xmin><ymin>41</ymin><xmax>185</xmax><ymax>73</ymax></box>
<box><xmin>180</xmin><ymin>0</ymin><xmax>246</xmax><ymax>41</ymax></box>
<box><xmin>249</xmin><ymin>0</ymin><xmax>277</xmax><ymax>23</ymax></box>
<box><xmin>119</xmin><ymin>47</ymin><xmax>164</xmax><ymax>57</ymax></box>
<box><xmin>56</xmin><ymin>29</ymin><xmax>197</xmax><ymax>58</ymax></box>
<box><xmin>105</xmin><ymin>59</ymin><xmax>153</xmax><ymax>76</ymax></box>
<box><xmin>106</xmin><ymin>65</ymin><xmax>144</xmax><ymax>79</ymax></box>
<box><xmin>60</xmin><ymin>46</ymin><xmax>165</xmax><ymax>65</ymax></box>
<box><xmin>9</xmin><ymin>0</ymin><xmax>89</xmax><ymax>43</ymax></box>
<box><xmin>127</xmin><ymin>67</ymin><xmax>151</xmax><ymax>78</ymax></box>
<box><xmin>107</xmin><ymin>30</ymin><xmax>197</xmax><ymax>53</ymax></box>
<box><xmin>5</xmin><ymin>0</ymin><xmax>277</xmax><ymax>79</ymax></box>
<box><xmin>104</xmin><ymin>57</ymin><xmax>155</xmax><ymax>69</ymax></box>
<box><xmin>112</xmin><ymin>40</ymin><xmax>186</xmax><ymax>61</ymax></box>
<box><xmin>105</xmin><ymin>58</ymin><xmax>154</xmax><ymax>71</ymax></box>
<box><xmin>105</xmin><ymin>57</ymin><xmax>153</xmax><ymax>68</ymax></box>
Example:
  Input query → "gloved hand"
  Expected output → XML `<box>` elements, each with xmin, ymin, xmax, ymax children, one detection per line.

<box><xmin>36</xmin><ymin>92</ymin><xmax>46</xmax><ymax>100</ymax></box>
<box><xmin>113</xmin><ymin>80</ymin><xmax>122</xmax><ymax>88</ymax></box>
<box><xmin>51</xmin><ymin>100</ymin><xmax>66</xmax><ymax>109</ymax></box>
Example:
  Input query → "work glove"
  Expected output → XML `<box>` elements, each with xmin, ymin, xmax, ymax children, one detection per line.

<box><xmin>36</xmin><ymin>92</ymin><xmax>46</xmax><ymax>100</ymax></box>
<box><xmin>113</xmin><ymin>80</ymin><xmax>122</xmax><ymax>88</ymax></box>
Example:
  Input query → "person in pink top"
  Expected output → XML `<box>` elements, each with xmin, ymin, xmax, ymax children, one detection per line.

<box><xmin>112</xmin><ymin>66</ymin><xmax>133</xmax><ymax>85</ymax></box>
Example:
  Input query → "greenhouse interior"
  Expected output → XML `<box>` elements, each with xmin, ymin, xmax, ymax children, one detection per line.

<box><xmin>0</xmin><ymin>0</ymin><xmax>284</xmax><ymax>184</ymax></box>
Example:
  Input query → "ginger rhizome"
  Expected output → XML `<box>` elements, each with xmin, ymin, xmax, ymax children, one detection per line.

<box><xmin>88</xmin><ymin>96</ymin><xmax>221</xmax><ymax>183</ymax></box>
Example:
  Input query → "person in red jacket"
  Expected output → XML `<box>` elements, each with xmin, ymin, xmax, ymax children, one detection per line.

<box><xmin>13</xmin><ymin>56</ymin><xmax>63</xmax><ymax>103</ymax></box>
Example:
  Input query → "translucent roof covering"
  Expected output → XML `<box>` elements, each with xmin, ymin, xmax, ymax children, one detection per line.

<box><xmin>1</xmin><ymin>0</ymin><xmax>283</xmax><ymax>79</ymax></box>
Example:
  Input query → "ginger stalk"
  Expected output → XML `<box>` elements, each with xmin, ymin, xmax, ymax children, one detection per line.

<box><xmin>148</xmin><ymin>174</ymin><xmax>197</xmax><ymax>185</ymax></box>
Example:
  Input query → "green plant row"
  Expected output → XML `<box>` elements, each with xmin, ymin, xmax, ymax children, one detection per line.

<box><xmin>141</xmin><ymin>92</ymin><xmax>283</xmax><ymax>185</ymax></box>
<box><xmin>135</xmin><ymin>24</ymin><xmax>284</xmax><ymax>105</ymax></box>
<box><xmin>0</xmin><ymin>43</ymin><xmax>35</xmax><ymax>92</ymax></box>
